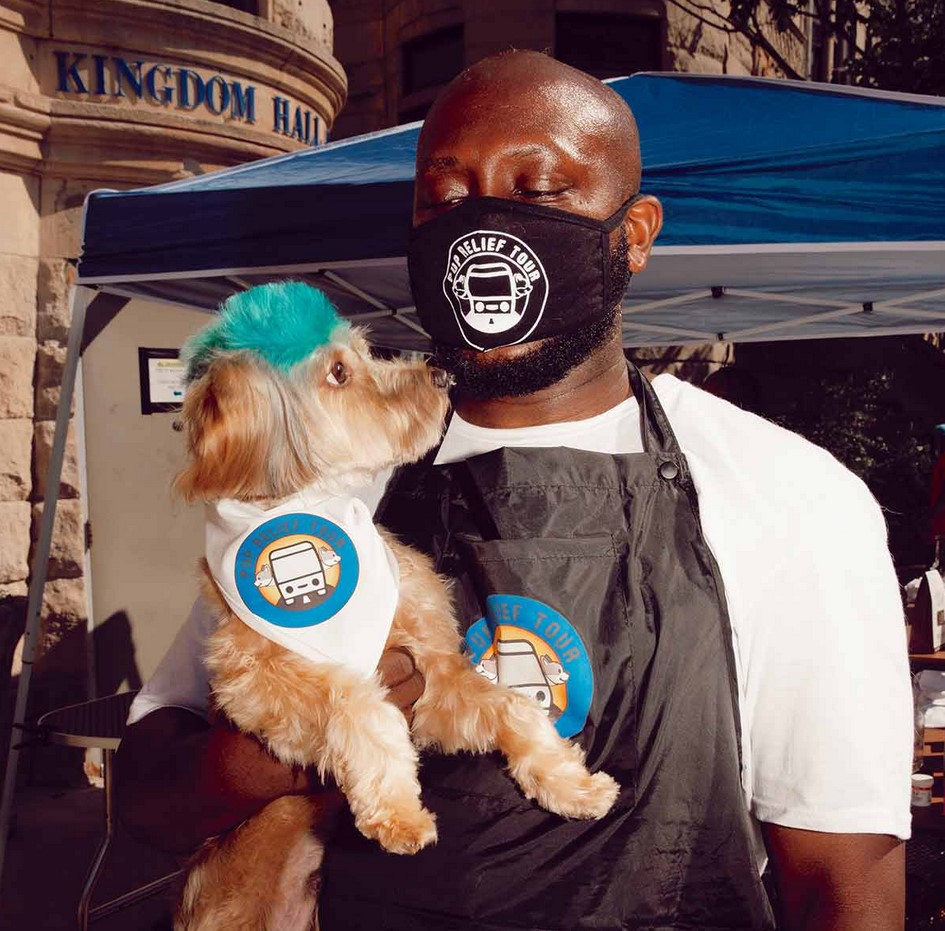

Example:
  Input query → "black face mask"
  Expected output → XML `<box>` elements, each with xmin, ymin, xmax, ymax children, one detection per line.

<box><xmin>407</xmin><ymin>195</ymin><xmax>638</xmax><ymax>352</ymax></box>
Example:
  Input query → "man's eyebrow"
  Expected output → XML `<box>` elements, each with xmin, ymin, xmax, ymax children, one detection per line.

<box><xmin>504</xmin><ymin>144</ymin><xmax>548</xmax><ymax>160</ymax></box>
<box><xmin>418</xmin><ymin>155</ymin><xmax>460</xmax><ymax>174</ymax></box>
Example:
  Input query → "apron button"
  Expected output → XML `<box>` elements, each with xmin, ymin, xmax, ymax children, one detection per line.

<box><xmin>658</xmin><ymin>460</ymin><xmax>679</xmax><ymax>481</ymax></box>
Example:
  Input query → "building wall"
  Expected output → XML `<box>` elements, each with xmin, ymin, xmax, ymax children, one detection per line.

<box><xmin>329</xmin><ymin>0</ymin><xmax>808</xmax><ymax>139</ymax></box>
<box><xmin>0</xmin><ymin>0</ymin><xmax>345</xmax><ymax>710</ymax></box>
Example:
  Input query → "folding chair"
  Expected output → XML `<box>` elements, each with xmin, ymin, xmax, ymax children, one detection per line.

<box><xmin>37</xmin><ymin>691</ymin><xmax>183</xmax><ymax>931</ymax></box>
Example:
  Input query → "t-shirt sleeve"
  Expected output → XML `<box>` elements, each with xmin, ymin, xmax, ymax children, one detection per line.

<box><xmin>126</xmin><ymin>597</ymin><xmax>215</xmax><ymax>725</ymax></box>
<box><xmin>745</xmin><ymin>467</ymin><xmax>912</xmax><ymax>839</ymax></box>
<box><xmin>666</xmin><ymin>379</ymin><xmax>913</xmax><ymax>840</ymax></box>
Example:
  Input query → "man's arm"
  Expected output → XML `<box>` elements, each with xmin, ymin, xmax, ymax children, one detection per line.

<box><xmin>115</xmin><ymin>708</ymin><xmax>318</xmax><ymax>854</ymax></box>
<box><xmin>762</xmin><ymin>824</ymin><xmax>904</xmax><ymax>931</ymax></box>
<box><xmin>115</xmin><ymin>648</ymin><xmax>424</xmax><ymax>854</ymax></box>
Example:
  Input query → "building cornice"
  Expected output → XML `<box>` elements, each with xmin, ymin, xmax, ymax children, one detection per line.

<box><xmin>0</xmin><ymin>0</ymin><xmax>350</xmax><ymax>178</ymax></box>
<box><xmin>7</xmin><ymin>0</ymin><xmax>347</xmax><ymax>119</ymax></box>
<box><xmin>0</xmin><ymin>90</ymin><xmax>51</xmax><ymax>173</ymax></box>
<box><xmin>39</xmin><ymin>98</ymin><xmax>304</xmax><ymax>184</ymax></box>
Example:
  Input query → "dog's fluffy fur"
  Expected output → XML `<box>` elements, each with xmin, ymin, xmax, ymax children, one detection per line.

<box><xmin>173</xmin><ymin>294</ymin><xmax>618</xmax><ymax>930</ymax></box>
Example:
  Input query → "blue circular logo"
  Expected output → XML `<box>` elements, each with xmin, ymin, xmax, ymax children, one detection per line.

<box><xmin>464</xmin><ymin>594</ymin><xmax>593</xmax><ymax>739</ymax></box>
<box><xmin>233</xmin><ymin>513</ymin><xmax>359</xmax><ymax>628</ymax></box>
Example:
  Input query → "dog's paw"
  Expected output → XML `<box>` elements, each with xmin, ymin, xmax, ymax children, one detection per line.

<box><xmin>535</xmin><ymin>770</ymin><xmax>620</xmax><ymax>820</ymax></box>
<box><xmin>359</xmin><ymin>805</ymin><xmax>438</xmax><ymax>855</ymax></box>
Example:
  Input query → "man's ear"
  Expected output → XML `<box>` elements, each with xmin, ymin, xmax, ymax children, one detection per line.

<box><xmin>624</xmin><ymin>195</ymin><xmax>663</xmax><ymax>274</ymax></box>
<box><xmin>174</xmin><ymin>357</ymin><xmax>275</xmax><ymax>502</ymax></box>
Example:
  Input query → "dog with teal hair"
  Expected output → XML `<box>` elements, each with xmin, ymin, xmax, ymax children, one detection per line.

<box><xmin>173</xmin><ymin>281</ymin><xmax>619</xmax><ymax>931</ymax></box>
<box><xmin>183</xmin><ymin>281</ymin><xmax>347</xmax><ymax>382</ymax></box>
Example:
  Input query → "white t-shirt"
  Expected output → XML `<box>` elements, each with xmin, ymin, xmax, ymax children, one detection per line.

<box><xmin>129</xmin><ymin>374</ymin><xmax>913</xmax><ymax>844</ymax></box>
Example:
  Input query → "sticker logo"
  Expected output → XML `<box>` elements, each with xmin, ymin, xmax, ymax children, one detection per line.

<box><xmin>464</xmin><ymin>594</ymin><xmax>593</xmax><ymax>738</ymax></box>
<box><xmin>234</xmin><ymin>513</ymin><xmax>359</xmax><ymax>629</ymax></box>
<box><xmin>443</xmin><ymin>229</ymin><xmax>549</xmax><ymax>351</ymax></box>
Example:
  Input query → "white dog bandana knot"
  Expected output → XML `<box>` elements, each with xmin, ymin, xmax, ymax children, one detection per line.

<box><xmin>205</xmin><ymin>489</ymin><xmax>399</xmax><ymax>677</ymax></box>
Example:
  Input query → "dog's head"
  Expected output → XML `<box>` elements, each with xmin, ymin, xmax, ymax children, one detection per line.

<box><xmin>175</xmin><ymin>282</ymin><xmax>451</xmax><ymax>502</ymax></box>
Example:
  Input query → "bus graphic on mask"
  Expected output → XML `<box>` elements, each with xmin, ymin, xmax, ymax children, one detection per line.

<box><xmin>442</xmin><ymin>230</ymin><xmax>549</xmax><ymax>351</ymax></box>
<box><xmin>453</xmin><ymin>262</ymin><xmax>533</xmax><ymax>319</ymax></box>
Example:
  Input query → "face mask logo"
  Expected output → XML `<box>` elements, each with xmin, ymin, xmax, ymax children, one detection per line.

<box><xmin>442</xmin><ymin>229</ymin><xmax>549</xmax><ymax>350</ymax></box>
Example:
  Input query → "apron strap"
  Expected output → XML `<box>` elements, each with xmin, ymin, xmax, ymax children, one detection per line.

<box><xmin>627</xmin><ymin>362</ymin><xmax>686</xmax><ymax>462</ymax></box>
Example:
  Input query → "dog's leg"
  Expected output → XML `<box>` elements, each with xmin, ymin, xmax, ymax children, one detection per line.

<box><xmin>206</xmin><ymin>614</ymin><xmax>437</xmax><ymax>855</ymax></box>
<box><xmin>379</xmin><ymin>534</ymin><xmax>618</xmax><ymax>820</ymax></box>
<box><xmin>175</xmin><ymin>796</ymin><xmax>324</xmax><ymax>931</ymax></box>
<box><xmin>413</xmin><ymin>651</ymin><xmax>619</xmax><ymax>819</ymax></box>
<box><xmin>317</xmin><ymin>668</ymin><xmax>439</xmax><ymax>855</ymax></box>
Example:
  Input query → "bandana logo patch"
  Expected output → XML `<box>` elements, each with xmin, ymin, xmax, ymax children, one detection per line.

<box><xmin>234</xmin><ymin>513</ymin><xmax>359</xmax><ymax>628</ymax></box>
<box><xmin>442</xmin><ymin>230</ymin><xmax>549</xmax><ymax>351</ymax></box>
<box><xmin>464</xmin><ymin>594</ymin><xmax>593</xmax><ymax>739</ymax></box>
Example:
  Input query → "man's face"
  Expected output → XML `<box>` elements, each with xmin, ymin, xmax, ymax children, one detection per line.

<box><xmin>412</xmin><ymin>62</ymin><xmax>645</xmax><ymax>399</ymax></box>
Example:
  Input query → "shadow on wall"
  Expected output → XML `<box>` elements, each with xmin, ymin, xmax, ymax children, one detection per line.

<box><xmin>94</xmin><ymin>611</ymin><xmax>144</xmax><ymax>698</ymax></box>
<box><xmin>1</xmin><ymin>607</ymin><xmax>143</xmax><ymax>788</ymax></box>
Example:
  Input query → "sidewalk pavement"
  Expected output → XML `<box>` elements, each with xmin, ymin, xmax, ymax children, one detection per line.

<box><xmin>0</xmin><ymin>784</ymin><xmax>179</xmax><ymax>931</ymax></box>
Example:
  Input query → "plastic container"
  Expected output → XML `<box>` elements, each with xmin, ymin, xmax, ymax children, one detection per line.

<box><xmin>911</xmin><ymin>773</ymin><xmax>934</xmax><ymax>808</ymax></box>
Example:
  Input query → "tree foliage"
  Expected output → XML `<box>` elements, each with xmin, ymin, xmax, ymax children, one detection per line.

<box><xmin>770</xmin><ymin>366</ymin><xmax>937</xmax><ymax>568</ymax></box>
<box><xmin>665</xmin><ymin>0</ymin><xmax>945</xmax><ymax>96</ymax></box>
<box><xmin>849</xmin><ymin>0</ymin><xmax>945</xmax><ymax>95</ymax></box>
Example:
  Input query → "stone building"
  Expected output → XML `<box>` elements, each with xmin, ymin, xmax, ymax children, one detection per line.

<box><xmin>0</xmin><ymin>0</ymin><xmax>808</xmax><ymax>728</ymax></box>
<box><xmin>0</xmin><ymin>0</ymin><xmax>344</xmax><ymax>719</ymax></box>
<box><xmin>330</xmin><ymin>0</ymin><xmax>809</xmax><ymax>139</ymax></box>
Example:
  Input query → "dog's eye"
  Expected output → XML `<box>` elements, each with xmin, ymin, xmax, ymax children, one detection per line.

<box><xmin>327</xmin><ymin>360</ymin><xmax>349</xmax><ymax>387</ymax></box>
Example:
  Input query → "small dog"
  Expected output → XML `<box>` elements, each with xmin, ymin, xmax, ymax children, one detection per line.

<box><xmin>173</xmin><ymin>282</ymin><xmax>618</xmax><ymax>930</ymax></box>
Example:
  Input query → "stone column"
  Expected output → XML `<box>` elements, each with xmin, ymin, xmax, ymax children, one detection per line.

<box><xmin>0</xmin><ymin>0</ymin><xmax>346</xmax><ymax>746</ymax></box>
<box><xmin>0</xmin><ymin>170</ymin><xmax>38</xmax><ymax>626</ymax></box>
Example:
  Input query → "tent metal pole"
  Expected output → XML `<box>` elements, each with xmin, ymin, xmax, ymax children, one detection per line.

<box><xmin>721</xmin><ymin>289</ymin><xmax>858</xmax><ymax>310</ymax></box>
<box><xmin>621</xmin><ymin>320</ymin><xmax>719</xmax><ymax>341</ymax></box>
<box><xmin>318</xmin><ymin>269</ymin><xmax>431</xmax><ymax>338</ymax></box>
<box><xmin>0</xmin><ymin>284</ymin><xmax>94</xmax><ymax>883</ymax></box>
<box><xmin>320</xmin><ymin>269</ymin><xmax>395</xmax><ymax>312</ymax></box>
<box><xmin>725</xmin><ymin>303</ymin><xmax>864</xmax><ymax>341</ymax></box>
<box><xmin>877</xmin><ymin>306</ymin><xmax>945</xmax><ymax>320</ymax></box>
<box><xmin>74</xmin><ymin>361</ymin><xmax>98</xmax><ymax>703</ymax></box>
<box><xmin>621</xmin><ymin>290</ymin><xmax>713</xmax><ymax>316</ymax></box>
<box><xmin>388</xmin><ymin>313</ymin><xmax>429</xmax><ymax>337</ymax></box>
<box><xmin>873</xmin><ymin>285</ymin><xmax>945</xmax><ymax>310</ymax></box>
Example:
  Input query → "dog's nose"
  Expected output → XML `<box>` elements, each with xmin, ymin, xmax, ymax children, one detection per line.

<box><xmin>430</xmin><ymin>367</ymin><xmax>454</xmax><ymax>389</ymax></box>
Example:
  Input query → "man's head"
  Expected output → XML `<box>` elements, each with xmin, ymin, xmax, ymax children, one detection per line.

<box><xmin>410</xmin><ymin>51</ymin><xmax>662</xmax><ymax>399</ymax></box>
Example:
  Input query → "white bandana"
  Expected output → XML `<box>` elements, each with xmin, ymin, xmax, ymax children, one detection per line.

<box><xmin>205</xmin><ymin>489</ymin><xmax>399</xmax><ymax>677</ymax></box>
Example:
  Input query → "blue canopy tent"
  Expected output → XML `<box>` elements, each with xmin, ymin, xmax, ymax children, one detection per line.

<box><xmin>3</xmin><ymin>72</ymin><xmax>945</xmax><ymax>876</ymax></box>
<box><xmin>75</xmin><ymin>72</ymin><xmax>945</xmax><ymax>348</ymax></box>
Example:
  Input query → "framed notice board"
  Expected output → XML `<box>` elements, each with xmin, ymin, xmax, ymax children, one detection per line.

<box><xmin>138</xmin><ymin>347</ymin><xmax>187</xmax><ymax>414</ymax></box>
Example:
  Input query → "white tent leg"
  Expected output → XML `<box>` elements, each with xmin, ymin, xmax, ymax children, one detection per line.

<box><xmin>0</xmin><ymin>284</ymin><xmax>94</xmax><ymax>882</ymax></box>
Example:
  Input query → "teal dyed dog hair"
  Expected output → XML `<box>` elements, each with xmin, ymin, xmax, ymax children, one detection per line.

<box><xmin>183</xmin><ymin>281</ymin><xmax>348</xmax><ymax>381</ymax></box>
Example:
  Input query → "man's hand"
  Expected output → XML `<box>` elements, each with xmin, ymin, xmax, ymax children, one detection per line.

<box><xmin>377</xmin><ymin>646</ymin><xmax>425</xmax><ymax>719</ymax></box>
<box><xmin>762</xmin><ymin>824</ymin><xmax>904</xmax><ymax>930</ymax></box>
<box><xmin>115</xmin><ymin>647</ymin><xmax>425</xmax><ymax>854</ymax></box>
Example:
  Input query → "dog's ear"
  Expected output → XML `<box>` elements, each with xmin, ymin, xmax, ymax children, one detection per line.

<box><xmin>174</xmin><ymin>357</ymin><xmax>277</xmax><ymax>502</ymax></box>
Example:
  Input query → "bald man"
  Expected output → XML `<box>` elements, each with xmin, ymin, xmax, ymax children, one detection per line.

<box><xmin>117</xmin><ymin>53</ymin><xmax>912</xmax><ymax>930</ymax></box>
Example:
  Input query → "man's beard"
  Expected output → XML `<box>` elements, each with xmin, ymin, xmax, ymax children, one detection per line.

<box><xmin>432</xmin><ymin>229</ymin><xmax>630</xmax><ymax>400</ymax></box>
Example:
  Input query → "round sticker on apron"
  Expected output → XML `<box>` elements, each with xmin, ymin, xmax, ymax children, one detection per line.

<box><xmin>465</xmin><ymin>593</ymin><xmax>593</xmax><ymax>738</ymax></box>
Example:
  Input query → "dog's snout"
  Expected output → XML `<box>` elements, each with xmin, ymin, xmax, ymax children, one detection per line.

<box><xmin>430</xmin><ymin>367</ymin><xmax>454</xmax><ymax>390</ymax></box>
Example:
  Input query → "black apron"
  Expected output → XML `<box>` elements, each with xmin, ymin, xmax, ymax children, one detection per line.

<box><xmin>319</xmin><ymin>365</ymin><xmax>775</xmax><ymax>930</ymax></box>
